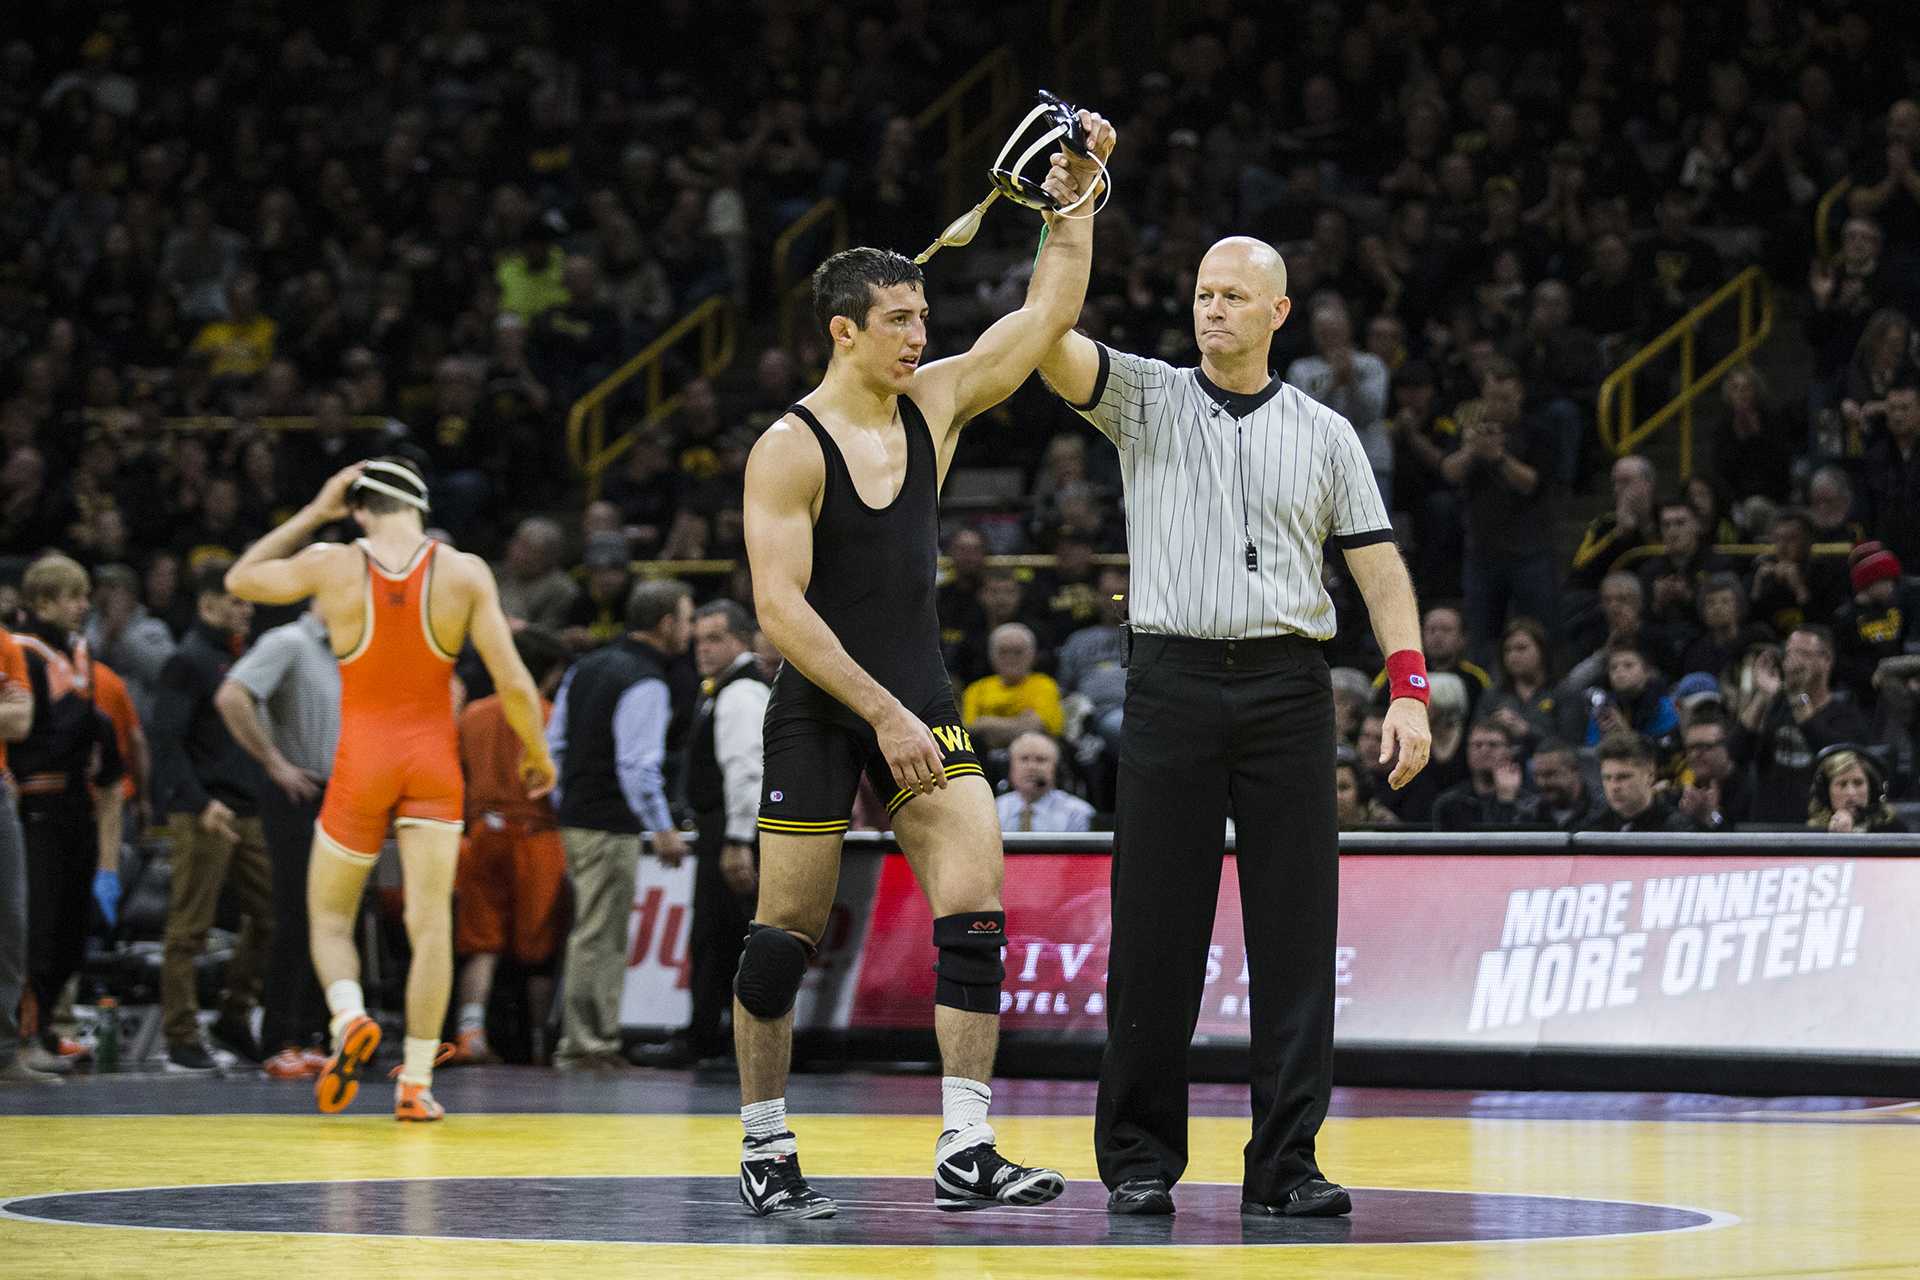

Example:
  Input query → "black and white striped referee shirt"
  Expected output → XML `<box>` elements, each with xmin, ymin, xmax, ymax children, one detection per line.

<box><xmin>1065</xmin><ymin>344</ymin><xmax>1394</xmax><ymax>641</ymax></box>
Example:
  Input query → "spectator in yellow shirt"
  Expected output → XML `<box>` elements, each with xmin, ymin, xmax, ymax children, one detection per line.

<box><xmin>187</xmin><ymin>273</ymin><xmax>275</xmax><ymax>379</ymax></box>
<box><xmin>961</xmin><ymin>623</ymin><xmax>1063</xmax><ymax>748</ymax></box>
<box><xmin>496</xmin><ymin>223</ymin><xmax>569</xmax><ymax>321</ymax></box>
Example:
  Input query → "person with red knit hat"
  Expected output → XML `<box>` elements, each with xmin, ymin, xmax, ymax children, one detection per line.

<box><xmin>1834</xmin><ymin>542</ymin><xmax>1909</xmax><ymax>707</ymax></box>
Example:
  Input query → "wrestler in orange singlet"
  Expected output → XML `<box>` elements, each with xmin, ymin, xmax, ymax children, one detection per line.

<box><xmin>226</xmin><ymin>458</ymin><xmax>554</xmax><ymax>1121</ymax></box>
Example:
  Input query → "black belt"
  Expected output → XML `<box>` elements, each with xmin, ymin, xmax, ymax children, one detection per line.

<box><xmin>1128</xmin><ymin>630</ymin><xmax>1319</xmax><ymax>668</ymax></box>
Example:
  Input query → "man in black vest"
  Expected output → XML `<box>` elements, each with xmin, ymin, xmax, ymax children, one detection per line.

<box><xmin>635</xmin><ymin>600</ymin><xmax>769</xmax><ymax>1068</ymax></box>
<box><xmin>548</xmin><ymin>579</ymin><xmax>692</xmax><ymax>1071</ymax></box>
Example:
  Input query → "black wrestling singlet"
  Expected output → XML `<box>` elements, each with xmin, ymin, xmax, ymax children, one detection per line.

<box><xmin>765</xmin><ymin>397</ymin><xmax>952</xmax><ymax>729</ymax></box>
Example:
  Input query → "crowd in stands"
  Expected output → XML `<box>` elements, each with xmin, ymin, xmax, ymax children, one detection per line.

<box><xmin>0</xmin><ymin>0</ymin><xmax>1015</xmax><ymax>568</ymax></box>
<box><xmin>925</xmin><ymin>3</ymin><xmax>1920</xmax><ymax>831</ymax></box>
<box><xmin>5</xmin><ymin>0</ymin><xmax>1920</xmax><ymax>1074</ymax></box>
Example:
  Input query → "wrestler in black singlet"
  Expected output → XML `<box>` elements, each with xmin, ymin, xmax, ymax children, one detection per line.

<box><xmin>757</xmin><ymin>397</ymin><xmax>983</xmax><ymax>835</ymax></box>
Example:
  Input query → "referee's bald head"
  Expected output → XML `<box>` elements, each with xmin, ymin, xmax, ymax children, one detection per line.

<box><xmin>1201</xmin><ymin>237</ymin><xmax>1288</xmax><ymax>299</ymax></box>
<box><xmin>1194</xmin><ymin>236</ymin><xmax>1291</xmax><ymax>363</ymax></box>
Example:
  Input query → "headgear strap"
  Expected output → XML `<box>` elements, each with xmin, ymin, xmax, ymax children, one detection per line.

<box><xmin>351</xmin><ymin>460</ymin><xmax>430</xmax><ymax>512</ymax></box>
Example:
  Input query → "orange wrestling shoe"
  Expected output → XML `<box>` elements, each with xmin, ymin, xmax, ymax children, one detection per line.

<box><xmin>314</xmin><ymin>1015</ymin><xmax>381</xmax><ymax>1113</ymax></box>
<box><xmin>394</xmin><ymin>1079</ymin><xmax>445</xmax><ymax>1122</ymax></box>
<box><xmin>444</xmin><ymin>1027</ymin><xmax>500</xmax><ymax>1066</ymax></box>
<box><xmin>264</xmin><ymin>1048</ymin><xmax>320</xmax><ymax>1080</ymax></box>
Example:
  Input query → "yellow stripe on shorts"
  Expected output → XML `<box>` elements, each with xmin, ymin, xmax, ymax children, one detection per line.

<box><xmin>756</xmin><ymin>817</ymin><xmax>851</xmax><ymax>834</ymax></box>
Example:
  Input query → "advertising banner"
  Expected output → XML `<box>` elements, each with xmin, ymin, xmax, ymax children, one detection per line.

<box><xmin>619</xmin><ymin>851</ymin><xmax>884</xmax><ymax>1030</ymax></box>
<box><xmin>840</xmin><ymin>851</ymin><xmax>1920</xmax><ymax>1058</ymax></box>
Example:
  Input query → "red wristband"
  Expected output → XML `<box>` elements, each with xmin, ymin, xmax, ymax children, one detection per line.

<box><xmin>1386</xmin><ymin>650</ymin><xmax>1429</xmax><ymax>704</ymax></box>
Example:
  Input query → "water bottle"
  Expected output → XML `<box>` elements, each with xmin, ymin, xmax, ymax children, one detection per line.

<box><xmin>95</xmin><ymin>998</ymin><xmax>120</xmax><ymax>1074</ymax></box>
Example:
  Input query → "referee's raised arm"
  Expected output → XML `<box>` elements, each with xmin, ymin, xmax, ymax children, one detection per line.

<box><xmin>1036</xmin><ymin>327</ymin><xmax>1104</xmax><ymax>409</ymax></box>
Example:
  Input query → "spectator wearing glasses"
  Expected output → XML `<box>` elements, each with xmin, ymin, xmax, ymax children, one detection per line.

<box><xmin>996</xmin><ymin>733</ymin><xmax>1093</xmax><ymax>834</ymax></box>
<box><xmin>1734</xmin><ymin>624</ymin><xmax>1871</xmax><ymax>822</ymax></box>
<box><xmin>1673</xmin><ymin>707</ymin><xmax>1750</xmax><ymax>830</ymax></box>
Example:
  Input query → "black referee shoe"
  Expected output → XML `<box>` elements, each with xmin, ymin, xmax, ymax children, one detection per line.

<box><xmin>1241</xmin><ymin>1177</ymin><xmax>1352</xmax><ymax>1218</ymax></box>
<box><xmin>1107</xmin><ymin>1177</ymin><xmax>1174</xmax><ymax>1215</ymax></box>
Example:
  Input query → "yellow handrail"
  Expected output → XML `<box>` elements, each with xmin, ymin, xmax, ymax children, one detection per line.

<box><xmin>1595</xmin><ymin>266</ymin><xmax>1775</xmax><ymax>480</ymax></box>
<box><xmin>85</xmin><ymin>413</ymin><xmax>396</xmax><ymax>434</ymax></box>
<box><xmin>913</xmin><ymin>47</ymin><xmax>1020</xmax><ymax>221</ymax></box>
<box><xmin>1814</xmin><ymin>177</ymin><xmax>1854</xmax><ymax>263</ymax></box>
<box><xmin>1607</xmin><ymin>541</ymin><xmax>1856</xmax><ymax>576</ymax></box>
<box><xmin>767</xmin><ymin>50</ymin><xmax>1016</xmax><ymax>350</ymax></box>
<box><xmin>565</xmin><ymin>295</ymin><xmax>737</xmax><ymax>499</ymax></box>
<box><xmin>566</xmin><ymin>50</ymin><xmax>1018</xmax><ymax>498</ymax></box>
<box><xmin>604</xmin><ymin>552</ymin><xmax>1132</xmax><ymax>580</ymax></box>
<box><xmin>772</xmin><ymin>197</ymin><xmax>849</xmax><ymax>351</ymax></box>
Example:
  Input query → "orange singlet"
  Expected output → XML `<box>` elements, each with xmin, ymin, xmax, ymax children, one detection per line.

<box><xmin>317</xmin><ymin>538</ymin><xmax>465</xmax><ymax>857</ymax></box>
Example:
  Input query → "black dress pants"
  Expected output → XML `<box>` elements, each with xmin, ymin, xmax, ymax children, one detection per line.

<box><xmin>1094</xmin><ymin>633</ymin><xmax>1339</xmax><ymax>1204</ymax></box>
<box><xmin>686</xmin><ymin>810</ymin><xmax>751</xmax><ymax>1056</ymax></box>
<box><xmin>258</xmin><ymin>783</ymin><xmax>329</xmax><ymax>1052</ymax></box>
<box><xmin>21</xmin><ymin>800</ymin><xmax>94</xmax><ymax>1028</ymax></box>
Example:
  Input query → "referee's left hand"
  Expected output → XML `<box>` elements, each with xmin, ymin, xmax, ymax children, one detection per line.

<box><xmin>1379</xmin><ymin>698</ymin><xmax>1432</xmax><ymax>790</ymax></box>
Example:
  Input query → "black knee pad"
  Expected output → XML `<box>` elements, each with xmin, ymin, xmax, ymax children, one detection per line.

<box><xmin>933</xmin><ymin>912</ymin><xmax>1006</xmax><ymax>1014</ymax></box>
<box><xmin>733</xmin><ymin>922</ymin><xmax>814</xmax><ymax>1019</ymax></box>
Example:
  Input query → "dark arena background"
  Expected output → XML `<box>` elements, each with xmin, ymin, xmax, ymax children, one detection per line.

<box><xmin>3</xmin><ymin>1</ymin><xmax>1919</xmax><ymax>1276</ymax></box>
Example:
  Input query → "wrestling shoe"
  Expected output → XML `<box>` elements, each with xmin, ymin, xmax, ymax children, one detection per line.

<box><xmin>314</xmin><ymin>1014</ymin><xmax>381</xmax><ymax>1114</ymax></box>
<box><xmin>739</xmin><ymin>1133</ymin><xmax>837</xmax><ymax>1219</ymax></box>
<box><xmin>933</xmin><ymin>1129</ymin><xmax>1066</xmax><ymax>1211</ymax></box>
<box><xmin>263</xmin><ymin>1048</ymin><xmax>321</xmax><ymax>1080</ymax></box>
<box><xmin>444</xmin><ymin>1027</ymin><xmax>500</xmax><ymax>1066</ymax></box>
<box><xmin>393</xmin><ymin>1079</ymin><xmax>445</xmax><ymax>1122</ymax></box>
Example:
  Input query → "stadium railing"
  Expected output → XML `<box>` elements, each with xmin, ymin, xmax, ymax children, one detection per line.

<box><xmin>565</xmin><ymin>295</ymin><xmax>738</xmax><ymax>499</ymax></box>
<box><xmin>1814</xmin><ymin>175</ymin><xmax>1854</xmax><ymax>264</ymax></box>
<box><xmin>1604</xmin><ymin>540</ymin><xmax>1856</xmax><ymax>577</ymax></box>
<box><xmin>1596</xmin><ymin>265</ymin><xmax>1775</xmax><ymax>479</ymax></box>
<box><xmin>618</xmin><ymin>551</ymin><xmax>1130</xmax><ymax>583</ymax></box>
<box><xmin>915</xmin><ymin>47</ymin><xmax>1020</xmax><ymax>220</ymax></box>
<box><xmin>563</xmin><ymin>46</ymin><xmax>1017</xmax><ymax>497</ymax></box>
<box><xmin>773</xmin><ymin>197</ymin><xmax>849</xmax><ymax>351</ymax></box>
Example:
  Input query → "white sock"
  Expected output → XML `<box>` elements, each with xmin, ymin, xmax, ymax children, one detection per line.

<box><xmin>942</xmin><ymin>1076</ymin><xmax>994</xmax><ymax>1146</ymax></box>
<box><xmin>741</xmin><ymin>1097</ymin><xmax>789</xmax><ymax>1153</ymax></box>
<box><xmin>399</xmin><ymin>1036</ymin><xmax>439</xmax><ymax>1087</ymax></box>
<box><xmin>326</xmin><ymin>981</ymin><xmax>365</xmax><ymax>1044</ymax></box>
<box><xmin>457</xmin><ymin>1003</ymin><xmax>486</xmax><ymax>1035</ymax></box>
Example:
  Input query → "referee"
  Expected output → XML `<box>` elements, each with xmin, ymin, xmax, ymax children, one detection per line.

<box><xmin>1038</xmin><ymin>236</ymin><xmax>1431</xmax><ymax>1218</ymax></box>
